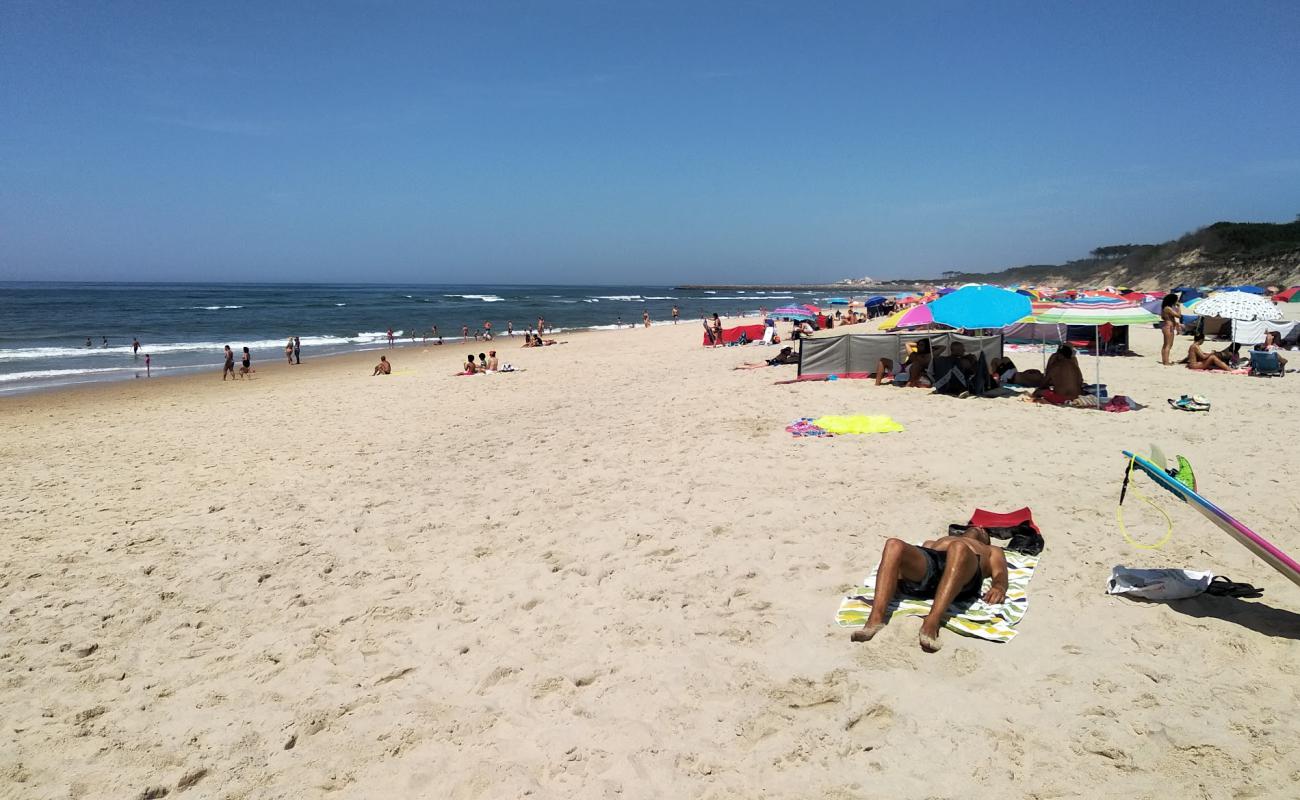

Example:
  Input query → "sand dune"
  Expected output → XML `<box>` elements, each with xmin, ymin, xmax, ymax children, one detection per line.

<box><xmin>2</xmin><ymin>322</ymin><xmax>1298</xmax><ymax>799</ymax></box>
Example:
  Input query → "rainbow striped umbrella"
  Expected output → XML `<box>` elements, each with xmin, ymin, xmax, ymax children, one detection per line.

<box><xmin>1032</xmin><ymin>297</ymin><xmax>1159</xmax><ymax>325</ymax></box>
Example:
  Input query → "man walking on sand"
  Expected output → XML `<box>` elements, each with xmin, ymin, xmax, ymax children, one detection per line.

<box><xmin>293</xmin><ymin>336</ymin><xmax>301</xmax><ymax>364</ymax></box>
<box><xmin>387</xmin><ymin>328</ymin><xmax>395</xmax><ymax>348</ymax></box>
<box><xmin>672</xmin><ymin>306</ymin><xmax>679</xmax><ymax>324</ymax></box>
<box><xmin>222</xmin><ymin>345</ymin><xmax>235</xmax><ymax>381</ymax></box>
<box><xmin>507</xmin><ymin>320</ymin><xmax>514</xmax><ymax>337</ymax></box>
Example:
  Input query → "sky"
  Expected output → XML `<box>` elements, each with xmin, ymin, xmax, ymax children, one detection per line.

<box><xmin>1</xmin><ymin>1</ymin><xmax>1298</xmax><ymax>284</ymax></box>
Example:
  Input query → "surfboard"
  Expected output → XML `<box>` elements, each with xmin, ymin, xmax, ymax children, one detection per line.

<box><xmin>1122</xmin><ymin>450</ymin><xmax>1300</xmax><ymax>588</ymax></box>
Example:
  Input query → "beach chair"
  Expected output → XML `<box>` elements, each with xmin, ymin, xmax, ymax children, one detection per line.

<box><xmin>1248</xmin><ymin>350</ymin><xmax>1284</xmax><ymax>377</ymax></box>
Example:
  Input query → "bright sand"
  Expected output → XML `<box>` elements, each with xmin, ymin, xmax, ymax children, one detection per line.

<box><xmin>2</xmin><ymin>320</ymin><xmax>1298</xmax><ymax>799</ymax></box>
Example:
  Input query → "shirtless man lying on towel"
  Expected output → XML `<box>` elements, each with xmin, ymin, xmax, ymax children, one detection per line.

<box><xmin>851</xmin><ymin>526</ymin><xmax>1008</xmax><ymax>652</ymax></box>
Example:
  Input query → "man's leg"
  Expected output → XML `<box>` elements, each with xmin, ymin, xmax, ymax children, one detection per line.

<box><xmin>874</xmin><ymin>359</ymin><xmax>893</xmax><ymax>386</ymax></box>
<box><xmin>918</xmin><ymin>542</ymin><xmax>979</xmax><ymax>653</ymax></box>
<box><xmin>852</xmin><ymin>539</ymin><xmax>928</xmax><ymax>642</ymax></box>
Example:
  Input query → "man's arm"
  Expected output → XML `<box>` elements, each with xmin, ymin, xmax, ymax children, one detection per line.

<box><xmin>983</xmin><ymin>547</ymin><xmax>1009</xmax><ymax>605</ymax></box>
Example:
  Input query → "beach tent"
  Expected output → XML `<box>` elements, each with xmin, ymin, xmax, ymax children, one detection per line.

<box><xmin>1276</xmin><ymin>287</ymin><xmax>1300</xmax><ymax>302</ymax></box>
<box><xmin>928</xmin><ymin>285</ymin><xmax>1032</xmax><ymax>329</ymax></box>
<box><xmin>1002</xmin><ymin>322</ymin><xmax>1068</xmax><ymax>343</ymax></box>
<box><xmin>703</xmin><ymin>324</ymin><xmax>767</xmax><ymax>346</ymax></box>
<box><xmin>827</xmin><ymin>298</ymin><xmax>850</xmax><ymax>305</ymax></box>
<box><xmin>1225</xmin><ymin>285</ymin><xmax>1268</xmax><ymax>295</ymax></box>
<box><xmin>1174</xmin><ymin>286</ymin><xmax>1203</xmax><ymax>303</ymax></box>
<box><xmin>797</xmin><ymin>331</ymin><xmax>1003</xmax><ymax>381</ymax></box>
<box><xmin>1192</xmin><ymin>291</ymin><xmax>1282</xmax><ymax>322</ymax></box>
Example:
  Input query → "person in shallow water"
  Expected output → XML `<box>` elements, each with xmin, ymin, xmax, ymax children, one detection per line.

<box><xmin>851</xmin><ymin>525</ymin><xmax>1009</xmax><ymax>653</ymax></box>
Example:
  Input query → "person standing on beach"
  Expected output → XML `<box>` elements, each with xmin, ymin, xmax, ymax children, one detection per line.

<box><xmin>507</xmin><ymin>320</ymin><xmax>514</xmax><ymax>337</ymax></box>
<box><xmin>132</xmin><ymin>337</ymin><xmax>141</xmax><ymax>356</ymax></box>
<box><xmin>293</xmin><ymin>336</ymin><xmax>301</xmax><ymax>364</ymax></box>
<box><xmin>144</xmin><ymin>353</ymin><xmax>151</xmax><ymax>377</ymax></box>
<box><xmin>711</xmin><ymin>313</ymin><xmax>723</xmax><ymax>347</ymax></box>
<box><xmin>240</xmin><ymin>346</ymin><xmax>253</xmax><ymax>378</ymax></box>
<box><xmin>484</xmin><ymin>320</ymin><xmax>493</xmax><ymax>340</ymax></box>
<box><xmin>432</xmin><ymin>324</ymin><xmax>442</xmax><ymax>345</ymax></box>
<box><xmin>1159</xmin><ymin>293</ymin><xmax>1182</xmax><ymax>366</ymax></box>
<box><xmin>222</xmin><ymin>345</ymin><xmax>235</xmax><ymax>381</ymax></box>
<box><xmin>461</xmin><ymin>324</ymin><xmax>469</xmax><ymax>341</ymax></box>
<box><xmin>387</xmin><ymin>328</ymin><xmax>395</xmax><ymax>348</ymax></box>
<box><xmin>537</xmin><ymin>316</ymin><xmax>545</xmax><ymax>336</ymax></box>
<box><xmin>285</xmin><ymin>338</ymin><xmax>295</xmax><ymax>364</ymax></box>
<box><xmin>643</xmin><ymin>310</ymin><xmax>651</xmax><ymax>328</ymax></box>
<box><xmin>672</xmin><ymin>306</ymin><xmax>679</xmax><ymax>324</ymax></box>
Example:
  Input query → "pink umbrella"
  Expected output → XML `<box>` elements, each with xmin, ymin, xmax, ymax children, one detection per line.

<box><xmin>891</xmin><ymin>304</ymin><xmax>936</xmax><ymax>329</ymax></box>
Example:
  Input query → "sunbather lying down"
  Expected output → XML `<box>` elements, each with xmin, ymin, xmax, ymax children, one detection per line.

<box><xmin>733</xmin><ymin>346</ymin><xmax>798</xmax><ymax>369</ymax></box>
<box><xmin>851</xmin><ymin>526</ymin><xmax>1008</xmax><ymax>652</ymax></box>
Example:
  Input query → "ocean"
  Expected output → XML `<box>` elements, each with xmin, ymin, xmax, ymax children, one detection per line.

<box><xmin>0</xmin><ymin>282</ymin><xmax>845</xmax><ymax>395</ymax></box>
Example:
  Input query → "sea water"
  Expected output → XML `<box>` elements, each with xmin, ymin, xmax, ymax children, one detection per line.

<box><xmin>0</xmin><ymin>282</ymin><xmax>837</xmax><ymax>395</ymax></box>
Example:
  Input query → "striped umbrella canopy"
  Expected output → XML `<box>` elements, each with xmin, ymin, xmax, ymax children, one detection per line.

<box><xmin>1032</xmin><ymin>297</ymin><xmax>1159</xmax><ymax>325</ymax></box>
<box><xmin>771</xmin><ymin>305</ymin><xmax>816</xmax><ymax>320</ymax></box>
<box><xmin>1192</xmin><ymin>291</ymin><xmax>1283</xmax><ymax>321</ymax></box>
<box><xmin>1015</xmin><ymin>288</ymin><xmax>1041</xmax><ymax>299</ymax></box>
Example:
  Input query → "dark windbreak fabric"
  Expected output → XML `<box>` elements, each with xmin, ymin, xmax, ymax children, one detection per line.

<box><xmin>797</xmin><ymin>332</ymin><xmax>1002</xmax><ymax>380</ymax></box>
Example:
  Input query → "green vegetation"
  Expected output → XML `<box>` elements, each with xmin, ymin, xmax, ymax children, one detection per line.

<box><xmin>933</xmin><ymin>219</ymin><xmax>1300</xmax><ymax>285</ymax></box>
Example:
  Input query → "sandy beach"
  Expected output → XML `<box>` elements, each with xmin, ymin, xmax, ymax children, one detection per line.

<box><xmin>2</xmin><ymin>320</ymin><xmax>1298</xmax><ymax>799</ymax></box>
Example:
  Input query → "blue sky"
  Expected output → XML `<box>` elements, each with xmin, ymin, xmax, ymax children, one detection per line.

<box><xmin>2</xmin><ymin>1</ymin><xmax>1297</xmax><ymax>283</ymax></box>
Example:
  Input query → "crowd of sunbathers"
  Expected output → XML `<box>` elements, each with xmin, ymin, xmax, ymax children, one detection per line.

<box><xmin>866</xmin><ymin>338</ymin><xmax>1088</xmax><ymax>404</ymax></box>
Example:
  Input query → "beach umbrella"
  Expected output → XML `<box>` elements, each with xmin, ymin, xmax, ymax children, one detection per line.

<box><xmin>881</xmin><ymin>304</ymin><xmax>937</xmax><ymax>330</ymax></box>
<box><xmin>1231</xmin><ymin>285</ymin><xmax>1267</xmax><ymax>295</ymax></box>
<box><xmin>1015</xmin><ymin>288</ymin><xmax>1041</xmax><ymax>300</ymax></box>
<box><xmin>927</xmin><ymin>285</ymin><xmax>1032</xmax><ymax>329</ymax></box>
<box><xmin>864</xmin><ymin>296</ymin><xmax>887</xmax><ymax>306</ymax></box>
<box><xmin>771</xmin><ymin>305</ymin><xmax>815</xmax><ymax>320</ymax></box>
<box><xmin>1192</xmin><ymin>291</ymin><xmax>1282</xmax><ymax>321</ymax></box>
<box><xmin>936</xmin><ymin>287</ymin><xmax>956</xmax><ymax>295</ymax></box>
<box><xmin>1274</xmin><ymin>287</ymin><xmax>1300</xmax><ymax>302</ymax></box>
<box><xmin>1034</xmin><ymin>299</ymin><xmax>1159</xmax><ymax>409</ymax></box>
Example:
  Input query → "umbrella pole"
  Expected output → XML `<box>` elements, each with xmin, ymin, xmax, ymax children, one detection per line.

<box><xmin>1095</xmin><ymin>326</ymin><xmax>1102</xmax><ymax>410</ymax></box>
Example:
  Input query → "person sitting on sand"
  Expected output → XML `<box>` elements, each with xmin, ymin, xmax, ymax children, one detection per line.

<box><xmin>733</xmin><ymin>346</ymin><xmax>798</xmax><ymax>369</ymax></box>
<box><xmin>1187</xmin><ymin>334</ymin><xmax>1230</xmax><ymax>371</ymax></box>
<box><xmin>464</xmin><ymin>354</ymin><xmax>478</xmax><ymax>373</ymax></box>
<box><xmin>478</xmin><ymin>352</ymin><xmax>487</xmax><ymax>371</ymax></box>
<box><xmin>1032</xmin><ymin>344</ymin><xmax>1083</xmax><ymax>404</ymax></box>
<box><xmin>850</xmin><ymin>526</ymin><xmax>1008</xmax><ymax>653</ymax></box>
<box><xmin>373</xmin><ymin>355</ymin><xmax>391</xmax><ymax>375</ymax></box>
<box><xmin>874</xmin><ymin>338</ymin><xmax>931</xmax><ymax>387</ymax></box>
<box><xmin>988</xmin><ymin>356</ymin><xmax>1044</xmax><ymax>388</ymax></box>
<box><xmin>486</xmin><ymin>350</ymin><xmax>499</xmax><ymax>371</ymax></box>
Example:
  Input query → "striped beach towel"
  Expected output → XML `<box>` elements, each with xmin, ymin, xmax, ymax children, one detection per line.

<box><xmin>835</xmin><ymin>549</ymin><xmax>1039</xmax><ymax>643</ymax></box>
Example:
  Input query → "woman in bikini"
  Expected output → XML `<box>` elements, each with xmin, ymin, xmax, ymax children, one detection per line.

<box><xmin>1159</xmin><ymin>293</ymin><xmax>1182</xmax><ymax>365</ymax></box>
<box><xmin>1187</xmin><ymin>334</ymin><xmax>1230</xmax><ymax>371</ymax></box>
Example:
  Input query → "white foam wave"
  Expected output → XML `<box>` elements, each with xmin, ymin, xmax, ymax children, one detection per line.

<box><xmin>335</xmin><ymin>303</ymin><xmax>347</xmax><ymax>306</ymax></box>
<box><xmin>444</xmin><ymin>294</ymin><xmax>505</xmax><ymax>302</ymax></box>
<box><xmin>191</xmin><ymin>305</ymin><xmax>244</xmax><ymax>310</ymax></box>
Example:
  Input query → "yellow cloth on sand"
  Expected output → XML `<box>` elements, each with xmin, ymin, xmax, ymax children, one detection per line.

<box><xmin>835</xmin><ymin>549</ymin><xmax>1039</xmax><ymax>642</ymax></box>
<box><xmin>812</xmin><ymin>415</ymin><xmax>905</xmax><ymax>435</ymax></box>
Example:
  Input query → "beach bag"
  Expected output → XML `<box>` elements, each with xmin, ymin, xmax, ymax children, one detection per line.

<box><xmin>1106</xmin><ymin>566</ymin><xmax>1212</xmax><ymax>600</ymax></box>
